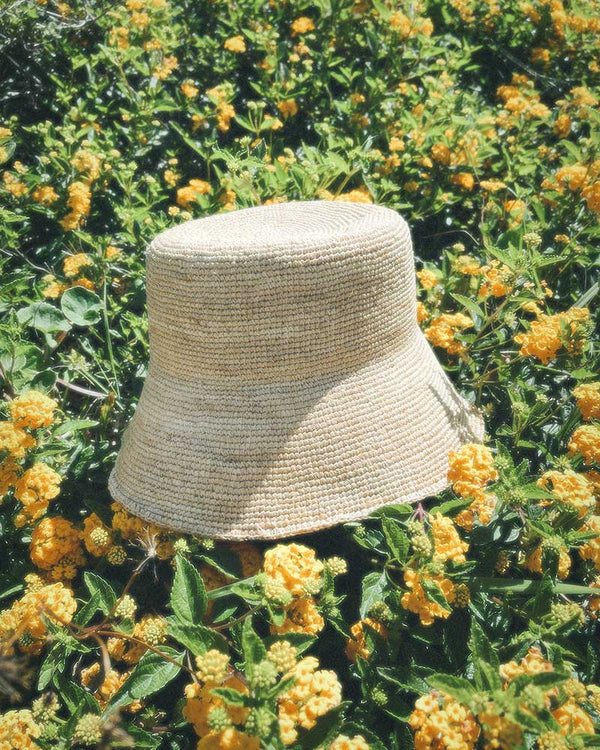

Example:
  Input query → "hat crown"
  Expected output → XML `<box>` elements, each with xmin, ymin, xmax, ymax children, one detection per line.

<box><xmin>146</xmin><ymin>200</ymin><xmax>417</xmax><ymax>383</ymax></box>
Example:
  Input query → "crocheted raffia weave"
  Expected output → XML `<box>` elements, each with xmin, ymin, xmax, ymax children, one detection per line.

<box><xmin>108</xmin><ymin>200</ymin><xmax>485</xmax><ymax>539</ymax></box>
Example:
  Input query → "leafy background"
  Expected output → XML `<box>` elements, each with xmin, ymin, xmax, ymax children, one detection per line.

<box><xmin>0</xmin><ymin>0</ymin><xmax>599</xmax><ymax>747</ymax></box>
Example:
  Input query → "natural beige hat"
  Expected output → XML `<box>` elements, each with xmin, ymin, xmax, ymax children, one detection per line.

<box><xmin>108</xmin><ymin>200</ymin><xmax>485</xmax><ymax>540</ymax></box>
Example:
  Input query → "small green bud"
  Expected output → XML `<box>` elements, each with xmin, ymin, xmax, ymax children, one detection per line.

<box><xmin>32</xmin><ymin>693</ymin><xmax>59</xmax><ymax>724</ymax></box>
<box><xmin>522</xmin><ymin>684</ymin><xmax>545</xmax><ymax>713</ymax></box>
<box><xmin>249</xmin><ymin>659</ymin><xmax>278</xmax><ymax>689</ymax></box>
<box><xmin>107</xmin><ymin>545</ymin><xmax>127</xmax><ymax>565</ymax></box>
<box><xmin>371</xmin><ymin>686</ymin><xmax>388</xmax><ymax>707</ymax></box>
<box><xmin>173</xmin><ymin>538</ymin><xmax>191</xmax><ymax>556</ymax></box>
<box><xmin>207</xmin><ymin>706</ymin><xmax>232</xmax><ymax>732</ymax></box>
<box><xmin>368</xmin><ymin>601</ymin><xmax>393</xmax><ymax>626</ymax></box>
<box><xmin>411</xmin><ymin>534</ymin><xmax>432</xmax><ymax>557</ymax></box>
<box><xmin>73</xmin><ymin>714</ymin><xmax>103</xmax><ymax>746</ymax></box>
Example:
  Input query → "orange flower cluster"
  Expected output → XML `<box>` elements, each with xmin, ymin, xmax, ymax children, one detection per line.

<box><xmin>447</xmin><ymin>444</ymin><xmax>497</xmax><ymax>530</ymax></box>
<box><xmin>431</xmin><ymin>513</ymin><xmax>469</xmax><ymax>563</ymax></box>
<box><xmin>30</xmin><ymin>516</ymin><xmax>86</xmax><ymax>580</ymax></box>
<box><xmin>541</xmin><ymin>159</ymin><xmax>600</xmax><ymax>214</ymax></box>
<box><xmin>573</xmin><ymin>382</ymin><xmax>600</xmax><ymax>420</ymax></box>
<box><xmin>401</xmin><ymin>569</ymin><xmax>455</xmax><ymax>626</ymax></box>
<box><xmin>278</xmin><ymin>656</ymin><xmax>342</xmax><ymax>745</ymax></box>
<box><xmin>514</xmin><ymin>307</ymin><xmax>590</xmax><ymax>364</ymax></box>
<box><xmin>344</xmin><ymin>618</ymin><xmax>388</xmax><ymax>662</ymax></box>
<box><xmin>569</xmin><ymin>425</ymin><xmax>600</xmax><ymax>465</ymax></box>
<box><xmin>0</xmin><ymin>578</ymin><xmax>77</xmax><ymax>654</ymax></box>
<box><xmin>537</xmin><ymin>470</ymin><xmax>595</xmax><ymax>518</ymax></box>
<box><xmin>424</xmin><ymin>312</ymin><xmax>473</xmax><ymax>356</ymax></box>
<box><xmin>409</xmin><ymin>691</ymin><xmax>479</xmax><ymax>750</ymax></box>
<box><xmin>495</xmin><ymin>74</ymin><xmax>550</xmax><ymax>129</ymax></box>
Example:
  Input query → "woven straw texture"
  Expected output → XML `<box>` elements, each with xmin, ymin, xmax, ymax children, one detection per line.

<box><xmin>108</xmin><ymin>200</ymin><xmax>485</xmax><ymax>540</ymax></box>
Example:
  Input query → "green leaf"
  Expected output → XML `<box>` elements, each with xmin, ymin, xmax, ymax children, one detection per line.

<box><xmin>450</xmin><ymin>293</ymin><xmax>483</xmax><ymax>326</ymax></box>
<box><xmin>53</xmin><ymin>419</ymin><xmax>99</xmax><ymax>436</ymax></box>
<box><xmin>61</xmin><ymin>287</ymin><xmax>102</xmax><ymax>326</ymax></box>
<box><xmin>38</xmin><ymin>645</ymin><xmax>65</xmax><ymax>690</ymax></box>
<box><xmin>17</xmin><ymin>302</ymin><xmax>70</xmax><ymax>333</ymax></box>
<box><xmin>106</xmin><ymin>647</ymin><xmax>183</xmax><ymax>712</ymax></box>
<box><xmin>421</xmin><ymin>578</ymin><xmax>452</xmax><ymax>613</ymax></box>
<box><xmin>469</xmin><ymin>620</ymin><xmax>501</xmax><ymax>691</ymax></box>
<box><xmin>381</xmin><ymin>518</ymin><xmax>410</xmax><ymax>562</ymax></box>
<box><xmin>241</xmin><ymin>616</ymin><xmax>266</xmax><ymax>665</ymax></box>
<box><xmin>360</xmin><ymin>571</ymin><xmax>388</xmax><ymax>619</ymax></box>
<box><xmin>296</xmin><ymin>702</ymin><xmax>349</xmax><ymax>749</ymax></box>
<box><xmin>426</xmin><ymin>674</ymin><xmax>476</xmax><ymax>705</ymax></box>
<box><xmin>52</xmin><ymin>672</ymin><xmax>100</xmax><ymax>715</ymax></box>
<box><xmin>167</xmin><ymin>618</ymin><xmax>229</xmax><ymax>655</ymax></box>
<box><xmin>170</xmin><ymin>555</ymin><xmax>207</xmax><ymax>623</ymax></box>
<box><xmin>210</xmin><ymin>687</ymin><xmax>250</xmax><ymax>707</ymax></box>
<box><xmin>84</xmin><ymin>572</ymin><xmax>117</xmax><ymax>616</ymax></box>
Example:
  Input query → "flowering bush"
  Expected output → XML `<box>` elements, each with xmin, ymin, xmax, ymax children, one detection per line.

<box><xmin>1</xmin><ymin>0</ymin><xmax>600</xmax><ymax>747</ymax></box>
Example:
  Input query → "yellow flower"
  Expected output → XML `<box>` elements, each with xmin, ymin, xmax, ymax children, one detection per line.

<box><xmin>29</xmin><ymin>516</ymin><xmax>83</xmax><ymax>570</ymax></box>
<box><xmin>416</xmin><ymin>268</ymin><xmax>439</xmax><ymax>290</ymax></box>
<box><xmin>553</xmin><ymin>699</ymin><xmax>594</xmax><ymax>735</ymax></box>
<box><xmin>0</xmin><ymin>421</ymin><xmax>36</xmax><ymax>458</ymax></box>
<box><xmin>195</xmin><ymin>649</ymin><xmax>230</xmax><ymax>684</ymax></box>
<box><xmin>479</xmin><ymin>179</ymin><xmax>507</xmax><ymax>192</ymax></box>
<box><xmin>184</xmin><ymin>675</ymin><xmax>249</xmax><ymax>738</ymax></box>
<box><xmin>430</xmin><ymin>143</ymin><xmax>451</xmax><ymax>165</ymax></box>
<box><xmin>277</xmin><ymin>100</ymin><xmax>298</xmax><ymax>119</ymax></box>
<box><xmin>344</xmin><ymin>618</ymin><xmax>387</xmax><ymax>662</ymax></box>
<box><xmin>553</xmin><ymin>113</ymin><xmax>572</xmax><ymax>138</ymax></box>
<box><xmin>537</xmin><ymin>470</ymin><xmax>595</xmax><ymax>518</ymax></box>
<box><xmin>573</xmin><ymin>382</ymin><xmax>600</xmax><ymax>420</ymax></box>
<box><xmin>14</xmin><ymin>463</ymin><xmax>62</xmax><ymax>526</ymax></box>
<box><xmin>448</xmin><ymin>444</ymin><xmax>497</xmax><ymax>500</ymax></box>
<box><xmin>32</xmin><ymin>185</ymin><xmax>58</xmax><ymax>205</ymax></box>
<box><xmin>523</xmin><ymin>543</ymin><xmax>571</xmax><ymax>580</ymax></box>
<box><xmin>82</xmin><ymin>513</ymin><xmax>113</xmax><ymax>556</ymax></box>
<box><xmin>197</xmin><ymin>728</ymin><xmax>260</xmax><ymax>749</ymax></box>
<box><xmin>499</xmin><ymin>646</ymin><xmax>553</xmax><ymax>682</ymax></box>
<box><xmin>9</xmin><ymin>390</ymin><xmax>57</xmax><ymax>429</ymax></box>
<box><xmin>176</xmin><ymin>179</ymin><xmax>212</xmax><ymax>208</ymax></box>
<box><xmin>2</xmin><ymin>172</ymin><xmax>27</xmax><ymax>198</ymax></box>
<box><xmin>409</xmin><ymin>692</ymin><xmax>479</xmax><ymax>750</ymax></box>
<box><xmin>271</xmin><ymin>596</ymin><xmax>324</xmax><ymax>636</ymax></box>
<box><xmin>401</xmin><ymin>569</ymin><xmax>455</xmax><ymax>626</ymax></box>
<box><xmin>72</xmin><ymin>149</ymin><xmax>101</xmax><ymax>183</ymax></box>
<box><xmin>569</xmin><ymin>424</ymin><xmax>600</xmax><ymax>465</ymax></box>
<box><xmin>0</xmin><ymin>710</ymin><xmax>41</xmax><ymax>747</ymax></box>
<box><xmin>277</xmin><ymin>657</ymin><xmax>342</xmax><ymax>745</ymax></box>
<box><xmin>180</xmin><ymin>81</ymin><xmax>199</xmax><ymax>98</ymax></box>
<box><xmin>454</xmin><ymin>255</ymin><xmax>481</xmax><ymax>275</ymax></box>
<box><xmin>59</xmin><ymin>181</ymin><xmax>91</xmax><ymax>231</ymax></box>
<box><xmin>290</xmin><ymin>16</ymin><xmax>315</xmax><ymax>36</ymax></box>
<box><xmin>583</xmin><ymin>181</ymin><xmax>600</xmax><ymax>213</ymax></box>
<box><xmin>451</xmin><ymin>172</ymin><xmax>474</xmax><ymax>191</ymax></box>
<box><xmin>153</xmin><ymin>55</ymin><xmax>178</xmax><ymax>80</ymax></box>
<box><xmin>424</xmin><ymin>312</ymin><xmax>473</xmax><ymax>356</ymax></box>
<box><xmin>578</xmin><ymin>515</ymin><xmax>600</xmax><ymax>569</ymax></box>
<box><xmin>478</xmin><ymin>262</ymin><xmax>513</xmax><ymax>298</ymax></box>
<box><xmin>514</xmin><ymin>308</ymin><xmax>590</xmax><ymax>364</ymax></box>
<box><xmin>0</xmin><ymin>581</ymin><xmax>77</xmax><ymax>648</ymax></box>
<box><xmin>224</xmin><ymin>36</ymin><xmax>246</xmax><ymax>53</ymax></box>
<box><xmin>63</xmin><ymin>252</ymin><xmax>92</xmax><ymax>278</ymax></box>
<box><xmin>431</xmin><ymin>514</ymin><xmax>469</xmax><ymax>563</ymax></box>
<box><xmin>263</xmin><ymin>543</ymin><xmax>323</xmax><ymax>596</ymax></box>
<box><xmin>330</xmin><ymin>735</ymin><xmax>370</xmax><ymax>750</ymax></box>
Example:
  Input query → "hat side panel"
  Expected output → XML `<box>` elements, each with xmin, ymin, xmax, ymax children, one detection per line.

<box><xmin>145</xmin><ymin>221</ymin><xmax>418</xmax><ymax>383</ymax></box>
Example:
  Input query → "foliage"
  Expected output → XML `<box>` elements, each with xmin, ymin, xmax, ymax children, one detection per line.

<box><xmin>0</xmin><ymin>0</ymin><xmax>599</xmax><ymax>747</ymax></box>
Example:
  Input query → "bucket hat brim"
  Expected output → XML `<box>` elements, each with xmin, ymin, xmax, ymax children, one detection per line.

<box><xmin>108</xmin><ymin>328</ymin><xmax>484</xmax><ymax>540</ymax></box>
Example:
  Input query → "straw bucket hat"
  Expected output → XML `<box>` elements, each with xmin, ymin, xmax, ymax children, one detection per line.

<box><xmin>108</xmin><ymin>200</ymin><xmax>485</xmax><ymax>540</ymax></box>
